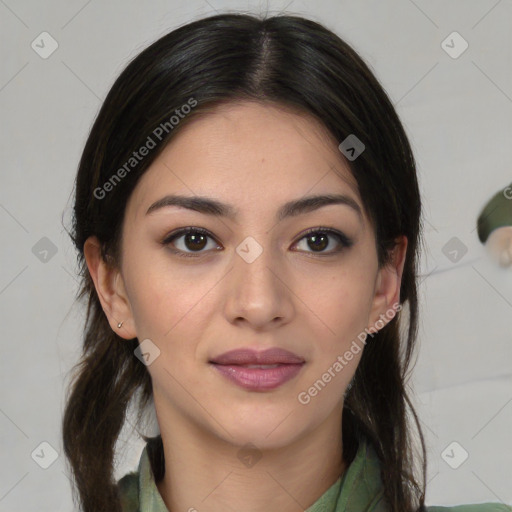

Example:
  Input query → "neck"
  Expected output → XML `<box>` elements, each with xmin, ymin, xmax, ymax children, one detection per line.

<box><xmin>154</xmin><ymin>403</ymin><xmax>346</xmax><ymax>512</ymax></box>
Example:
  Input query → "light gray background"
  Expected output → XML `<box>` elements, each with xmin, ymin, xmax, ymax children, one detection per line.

<box><xmin>1</xmin><ymin>0</ymin><xmax>511</xmax><ymax>510</ymax></box>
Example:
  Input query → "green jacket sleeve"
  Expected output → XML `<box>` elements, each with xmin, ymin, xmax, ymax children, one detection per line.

<box><xmin>428</xmin><ymin>504</ymin><xmax>512</xmax><ymax>511</ymax></box>
<box><xmin>117</xmin><ymin>472</ymin><xmax>139</xmax><ymax>512</ymax></box>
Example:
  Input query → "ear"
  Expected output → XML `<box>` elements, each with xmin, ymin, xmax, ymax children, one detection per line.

<box><xmin>83</xmin><ymin>236</ymin><xmax>137</xmax><ymax>339</ymax></box>
<box><xmin>367</xmin><ymin>235</ymin><xmax>408</xmax><ymax>329</ymax></box>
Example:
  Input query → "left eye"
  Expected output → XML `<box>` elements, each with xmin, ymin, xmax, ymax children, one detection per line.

<box><xmin>162</xmin><ymin>227</ymin><xmax>352</xmax><ymax>258</ymax></box>
<box><xmin>292</xmin><ymin>228</ymin><xmax>353</xmax><ymax>255</ymax></box>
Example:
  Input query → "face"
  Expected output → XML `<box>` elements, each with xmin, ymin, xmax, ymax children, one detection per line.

<box><xmin>87</xmin><ymin>101</ymin><xmax>406</xmax><ymax>449</ymax></box>
<box><xmin>485</xmin><ymin>226</ymin><xmax>512</xmax><ymax>267</ymax></box>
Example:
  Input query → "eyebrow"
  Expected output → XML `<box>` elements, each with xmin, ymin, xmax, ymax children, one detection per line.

<box><xmin>146</xmin><ymin>193</ymin><xmax>363</xmax><ymax>223</ymax></box>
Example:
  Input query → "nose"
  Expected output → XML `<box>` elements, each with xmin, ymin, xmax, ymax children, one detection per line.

<box><xmin>223</xmin><ymin>238</ymin><xmax>295</xmax><ymax>331</ymax></box>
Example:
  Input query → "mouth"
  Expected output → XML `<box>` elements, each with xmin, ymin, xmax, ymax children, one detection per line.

<box><xmin>209</xmin><ymin>347</ymin><xmax>305</xmax><ymax>391</ymax></box>
<box><xmin>209</xmin><ymin>362</ymin><xmax>305</xmax><ymax>391</ymax></box>
<box><xmin>209</xmin><ymin>347</ymin><xmax>305</xmax><ymax>365</ymax></box>
<box><xmin>234</xmin><ymin>364</ymin><xmax>281</xmax><ymax>369</ymax></box>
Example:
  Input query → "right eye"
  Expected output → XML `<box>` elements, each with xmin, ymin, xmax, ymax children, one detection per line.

<box><xmin>161</xmin><ymin>227</ymin><xmax>223</xmax><ymax>258</ymax></box>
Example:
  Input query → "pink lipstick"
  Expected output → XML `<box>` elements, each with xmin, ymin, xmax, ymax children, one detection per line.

<box><xmin>209</xmin><ymin>348</ymin><xmax>305</xmax><ymax>391</ymax></box>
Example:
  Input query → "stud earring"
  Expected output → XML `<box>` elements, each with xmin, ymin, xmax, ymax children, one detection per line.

<box><xmin>117</xmin><ymin>321</ymin><xmax>123</xmax><ymax>328</ymax></box>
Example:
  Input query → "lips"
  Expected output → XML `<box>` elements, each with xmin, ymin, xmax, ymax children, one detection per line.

<box><xmin>209</xmin><ymin>348</ymin><xmax>305</xmax><ymax>391</ymax></box>
<box><xmin>209</xmin><ymin>347</ymin><xmax>305</xmax><ymax>366</ymax></box>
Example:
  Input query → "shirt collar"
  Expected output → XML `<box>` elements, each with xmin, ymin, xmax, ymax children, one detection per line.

<box><xmin>136</xmin><ymin>435</ymin><xmax>387</xmax><ymax>512</ymax></box>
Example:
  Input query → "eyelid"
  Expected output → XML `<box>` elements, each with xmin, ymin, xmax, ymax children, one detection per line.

<box><xmin>161</xmin><ymin>226</ymin><xmax>353</xmax><ymax>257</ymax></box>
<box><xmin>161</xmin><ymin>226</ymin><xmax>221</xmax><ymax>258</ymax></box>
<box><xmin>294</xmin><ymin>226</ymin><xmax>353</xmax><ymax>251</ymax></box>
<box><xmin>161</xmin><ymin>226</ymin><xmax>216</xmax><ymax>245</ymax></box>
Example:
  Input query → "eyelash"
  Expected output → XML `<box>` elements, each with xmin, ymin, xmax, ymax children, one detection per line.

<box><xmin>161</xmin><ymin>226</ymin><xmax>353</xmax><ymax>259</ymax></box>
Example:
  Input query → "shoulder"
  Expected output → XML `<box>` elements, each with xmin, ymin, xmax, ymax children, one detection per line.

<box><xmin>117</xmin><ymin>471</ymin><xmax>139</xmax><ymax>512</ymax></box>
<box><xmin>427</xmin><ymin>504</ymin><xmax>512</xmax><ymax>511</ymax></box>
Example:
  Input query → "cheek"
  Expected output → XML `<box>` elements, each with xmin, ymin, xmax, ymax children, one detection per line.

<box><xmin>123</xmin><ymin>251</ymin><xmax>219</xmax><ymax>338</ymax></box>
<box><xmin>304</xmin><ymin>265</ymin><xmax>376</xmax><ymax>348</ymax></box>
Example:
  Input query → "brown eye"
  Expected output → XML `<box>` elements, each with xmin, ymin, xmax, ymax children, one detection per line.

<box><xmin>162</xmin><ymin>227</ymin><xmax>221</xmax><ymax>257</ymax></box>
<box><xmin>306</xmin><ymin>232</ymin><xmax>329</xmax><ymax>251</ymax></box>
<box><xmin>182</xmin><ymin>232</ymin><xmax>208</xmax><ymax>251</ymax></box>
<box><xmin>293</xmin><ymin>228</ymin><xmax>353</xmax><ymax>255</ymax></box>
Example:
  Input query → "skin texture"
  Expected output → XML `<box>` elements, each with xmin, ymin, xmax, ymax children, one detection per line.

<box><xmin>84</xmin><ymin>101</ymin><xmax>407</xmax><ymax>512</ymax></box>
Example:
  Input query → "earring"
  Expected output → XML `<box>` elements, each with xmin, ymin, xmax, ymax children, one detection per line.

<box><xmin>117</xmin><ymin>321</ymin><xmax>123</xmax><ymax>328</ymax></box>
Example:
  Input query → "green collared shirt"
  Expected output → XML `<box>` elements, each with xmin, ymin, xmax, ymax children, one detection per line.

<box><xmin>117</xmin><ymin>436</ymin><xmax>511</xmax><ymax>512</ymax></box>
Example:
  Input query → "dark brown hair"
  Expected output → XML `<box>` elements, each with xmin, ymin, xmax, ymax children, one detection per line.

<box><xmin>62</xmin><ymin>12</ymin><xmax>426</xmax><ymax>512</ymax></box>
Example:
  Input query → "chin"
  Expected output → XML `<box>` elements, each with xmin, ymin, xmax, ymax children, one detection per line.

<box><xmin>210</xmin><ymin>408</ymin><xmax>308</xmax><ymax>449</ymax></box>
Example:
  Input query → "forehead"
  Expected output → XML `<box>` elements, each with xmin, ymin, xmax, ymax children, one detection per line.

<box><xmin>127</xmin><ymin>101</ymin><xmax>362</xmax><ymax>221</ymax></box>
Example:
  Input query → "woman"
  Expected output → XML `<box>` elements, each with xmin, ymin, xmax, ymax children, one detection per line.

<box><xmin>61</xmin><ymin>12</ymin><xmax>510</xmax><ymax>512</ymax></box>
